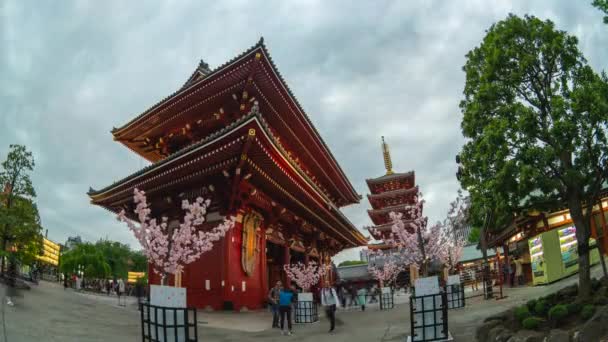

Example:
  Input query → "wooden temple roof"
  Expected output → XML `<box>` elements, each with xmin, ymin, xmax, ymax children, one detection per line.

<box><xmin>89</xmin><ymin>106</ymin><xmax>366</xmax><ymax>248</ymax></box>
<box><xmin>365</xmin><ymin>171</ymin><xmax>415</xmax><ymax>186</ymax></box>
<box><xmin>367</xmin><ymin>203</ymin><xmax>415</xmax><ymax>225</ymax></box>
<box><xmin>109</xmin><ymin>37</ymin><xmax>359</xmax><ymax>207</ymax></box>
<box><xmin>367</xmin><ymin>186</ymin><xmax>418</xmax><ymax>210</ymax></box>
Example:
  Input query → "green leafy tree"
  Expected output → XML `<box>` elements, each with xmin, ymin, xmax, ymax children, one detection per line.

<box><xmin>129</xmin><ymin>250</ymin><xmax>148</xmax><ymax>272</ymax></box>
<box><xmin>468</xmin><ymin>227</ymin><xmax>481</xmax><ymax>244</ymax></box>
<box><xmin>458</xmin><ymin>14</ymin><xmax>608</xmax><ymax>299</ymax></box>
<box><xmin>59</xmin><ymin>242</ymin><xmax>110</xmax><ymax>280</ymax></box>
<box><xmin>0</xmin><ymin>145</ymin><xmax>38</xmax><ymax>274</ymax></box>
<box><xmin>96</xmin><ymin>239</ymin><xmax>131</xmax><ymax>279</ymax></box>
<box><xmin>593</xmin><ymin>0</ymin><xmax>608</xmax><ymax>24</ymax></box>
<box><xmin>7</xmin><ymin>197</ymin><xmax>43</xmax><ymax>265</ymax></box>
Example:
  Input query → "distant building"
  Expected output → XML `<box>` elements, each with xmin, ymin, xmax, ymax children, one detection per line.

<box><xmin>64</xmin><ymin>236</ymin><xmax>82</xmax><ymax>251</ymax></box>
<box><xmin>453</xmin><ymin>224</ymin><xmax>473</xmax><ymax>243</ymax></box>
<box><xmin>360</xmin><ymin>249</ymin><xmax>369</xmax><ymax>262</ymax></box>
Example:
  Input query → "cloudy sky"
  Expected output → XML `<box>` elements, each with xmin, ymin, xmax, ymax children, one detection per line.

<box><xmin>1</xmin><ymin>1</ymin><xmax>606</xmax><ymax>263</ymax></box>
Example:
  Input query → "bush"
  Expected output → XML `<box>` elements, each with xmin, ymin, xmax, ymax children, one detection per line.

<box><xmin>535</xmin><ymin>300</ymin><xmax>549</xmax><ymax>316</ymax></box>
<box><xmin>592</xmin><ymin>278</ymin><xmax>602</xmax><ymax>291</ymax></box>
<box><xmin>548</xmin><ymin>304</ymin><xmax>568</xmax><ymax>324</ymax></box>
<box><xmin>593</xmin><ymin>295</ymin><xmax>608</xmax><ymax>306</ymax></box>
<box><xmin>522</xmin><ymin>317</ymin><xmax>542</xmax><ymax>330</ymax></box>
<box><xmin>515</xmin><ymin>305</ymin><xmax>531</xmax><ymax>322</ymax></box>
<box><xmin>526</xmin><ymin>299</ymin><xmax>537</xmax><ymax>312</ymax></box>
<box><xmin>566</xmin><ymin>302</ymin><xmax>582</xmax><ymax>315</ymax></box>
<box><xmin>581</xmin><ymin>305</ymin><xmax>596</xmax><ymax>320</ymax></box>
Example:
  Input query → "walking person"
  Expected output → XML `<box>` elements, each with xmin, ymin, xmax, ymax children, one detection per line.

<box><xmin>268</xmin><ymin>280</ymin><xmax>282</xmax><ymax>328</ymax></box>
<box><xmin>278</xmin><ymin>282</ymin><xmax>296</xmax><ymax>336</ymax></box>
<box><xmin>514</xmin><ymin>257</ymin><xmax>524</xmax><ymax>286</ymax></box>
<box><xmin>321</xmin><ymin>281</ymin><xmax>341</xmax><ymax>333</ymax></box>
<box><xmin>117</xmin><ymin>278</ymin><xmax>125</xmax><ymax>306</ymax></box>
<box><xmin>357</xmin><ymin>286</ymin><xmax>367</xmax><ymax>311</ymax></box>
<box><xmin>5</xmin><ymin>253</ymin><xmax>17</xmax><ymax>306</ymax></box>
<box><xmin>105</xmin><ymin>279</ymin><xmax>111</xmax><ymax>295</ymax></box>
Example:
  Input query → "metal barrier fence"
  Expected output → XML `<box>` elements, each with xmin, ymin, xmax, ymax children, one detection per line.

<box><xmin>140</xmin><ymin>303</ymin><xmax>198</xmax><ymax>342</ymax></box>
<box><xmin>445</xmin><ymin>284</ymin><xmax>465</xmax><ymax>309</ymax></box>
<box><xmin>409</xmin><ymin>293</ymin><xmax>448</xmax><ymax>342</ymax></box>
<box><xmin>379</xmin><ymin>290</ymin><xmax>394</xmax><ymax>310</ymax></box>
<box><xmin>295</xmin><ymin>301</ymin><xmax>318</xmax><ymax>323</ymax></box>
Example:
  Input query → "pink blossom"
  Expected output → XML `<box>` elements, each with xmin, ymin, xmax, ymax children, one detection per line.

<box><xmin>283</xmin><ymin>262</ymin><xmax>327</xmax><ymax>292</ymax></box>
<box><xmin>367</xmin><ymin>250</ymin><xmax>403</xmax><ymax>287</ymax></box>
<box><xmin>117</xmin><ymin>188</ymin><xmax>236</xmax><ymax>276</ymax></box>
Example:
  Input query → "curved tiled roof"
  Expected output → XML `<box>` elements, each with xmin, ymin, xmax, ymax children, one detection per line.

<box><xmin>112</xmin><ymin>38</ymin><xmax>265</xmax><ymax>135</ymax></box>
<box><xmin>367</xmin><ymin>186</ymin><xmax>418</xmax><ymax>201</ymax></box>
<box><xmin>89</xmin><ymin>109</ymin><xmax>258</xmax><ymax>197</ymax></box>
<box><xmin>366</xmin><ymin>171</ymin><xmax>415</xmax><ymax>184</ymax></box>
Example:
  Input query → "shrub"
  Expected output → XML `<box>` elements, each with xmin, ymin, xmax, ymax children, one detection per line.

<box><xmin>591</xmin><ymin>278</ymin><xmax>602</xmax><ymax>291</ymax></box>
<box><xmin>566</xmin><ymin>302</ymin><xmax>582</xmax><ymax>315</ymax></box>
<box><xmin>548</xmin><ymin>304</ymin><xmax>568</xmax><ymax>325</ymax></box>
<box><xmin>526</xmin><ymin>299</ymin><xmax>537</xmax><ymax>312</ymax></box>
<box><xmin>522</xmin><ymin>317</ymin><xmax>542</xmax><ymax>330</ymax></box>
<box><xmin>593</xmin><ymin>295</ymin><xmax>608</xmax><ymax>306</ymax></box>
<box><xmin>515</xmin><ymin>305</ymin><xmax>531</xmax><ymax>322</ymax></box>
<box><xmin>581</xmin><ymin>305</ymin><xmax>596</xmax><ymax>320</ymax></box>
<box><xmin>543</xmin><ymin>293</ymin><xmax>558</xmax><ymax>305</ymax></box>
<box><xmin>535</xmin><ymin>299</ymin><xmax>549</xmax><ymax>316</ymax></box>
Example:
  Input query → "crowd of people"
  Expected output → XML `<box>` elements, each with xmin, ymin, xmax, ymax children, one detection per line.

<box><xmin>266</xmin><ymin>280</ymin><xmax>388</xmax><ymax>336</ymax></box>
<box><xmin>62</xmin><ymin>275</ymin><xmax>146</xmax><ymax>301</ymax></box>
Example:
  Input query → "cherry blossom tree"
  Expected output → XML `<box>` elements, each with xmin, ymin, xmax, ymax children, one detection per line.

<box><xmin>381</xmin><ymin>193</ymin><xmax>451</xmax><ymax>275</ymax></box>
<box><xmin>440</xmin><ymin>191</ymin><xmax>470</xmax><ymax>271</ymax></box>
<box><xmin>367</xmin><ymin>250</ymin><xmax>404</xmax><ymax>287</ymax></box>
<box><xmin>117</xmin><ymin>188</ymin><xmax>236</xmax><ymax>284</ymax></box>
<box><xmin>283</xmin><ymin>261</ymin><xmax>327</xmax><ymax>292</ymax></box>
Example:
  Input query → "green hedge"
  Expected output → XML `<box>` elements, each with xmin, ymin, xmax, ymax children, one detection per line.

<box><xmin>522</xmin><ymin>317</ymin><xmax>542</xmax><ymax>330</ymax></box>
<box><xmin>534</xmin><ymin>299</ymin><xmax>549</xmax><ymax>316</ymax></box>
<box><xmin>526</xmin><ymin>299</ymin><xmax>537</xmax><ymax>312</ymax></box>
<box><xmin>548</xmin><ymin>304</ymin><xmax>568</xmax><ymax>324</ymax></box>
<box><xmin>581</xmin><ymin>305</ymin><xmax>596</xmax><ymax>320</ymax></box>
<box><xmin>515</xmin><ymin>306</ymin><xmax>531</xmax><ymax>323</ymax></box>
<box><xmin>566</xmin><ymin>302</ymin><xmax>582</xmax><ymax>315</ymax></box>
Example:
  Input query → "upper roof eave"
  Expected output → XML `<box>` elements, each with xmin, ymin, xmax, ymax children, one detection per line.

<box><xmin>365</xmin><ymin>171</ymin><xmax>415</xmax><ymax>185</ymax></box>
<box><xmin>110</xmin><ymin>38</ymin><xmax>360</xmax><ymax>204</ymax></box>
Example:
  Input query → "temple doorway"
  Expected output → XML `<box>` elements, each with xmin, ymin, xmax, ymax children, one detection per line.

<box><xmin>266</xmin><ymin>241</ymin><xmax>285</xmax><ymax>288</ymax></box>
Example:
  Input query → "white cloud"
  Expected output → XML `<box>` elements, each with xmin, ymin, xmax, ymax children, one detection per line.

<box><xmin>0</xmin><ymin>0</ymin><xmax>606</xmax><ymax>250</ymax></box>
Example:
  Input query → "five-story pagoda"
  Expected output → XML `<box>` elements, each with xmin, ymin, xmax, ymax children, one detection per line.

<box><xmin>365</xmin><ymin>137</ymin><xmax>419</xmax><ymax>249</ymax></box>
<box><xmin>88</xmin><ymin>38</ymin><xmax>366</xmax><ymax>311</ymax></box>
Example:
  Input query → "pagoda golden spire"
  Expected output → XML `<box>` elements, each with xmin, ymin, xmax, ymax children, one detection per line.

<box><xmin>381</xmin><ymin>136</ymin><xmax>394</xmax><ymax>175</ymax></box>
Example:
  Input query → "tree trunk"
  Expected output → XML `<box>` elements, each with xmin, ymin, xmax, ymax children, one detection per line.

<box><xmin>479</xmin><ymin>214</ymin><xmax>493</xmax><ymax>299</ymax></box>
<box><xmin>568</xmin><ymin>194</ymin><xmax>592</xmax><ymax>300</ymax></box>
<box><xmin>417</xmin><ymin>226</ymin><xmax>428</xmax><ymax>276</ymax></box>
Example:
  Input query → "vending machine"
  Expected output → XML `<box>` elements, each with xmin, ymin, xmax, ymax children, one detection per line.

<box><xmin>529</xmin><ymin>226</ymin><xmax>601</xmax><ymax>285</ymax></box>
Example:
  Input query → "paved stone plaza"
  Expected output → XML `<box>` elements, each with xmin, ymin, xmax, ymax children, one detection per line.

<box><xmin>2</xmin><ymin>265</ymin><xmax>603</xmax><ymax>342</ymax></box>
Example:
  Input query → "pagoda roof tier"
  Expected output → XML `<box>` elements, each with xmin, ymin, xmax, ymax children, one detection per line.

<box><xmin>109</xmin><ymin>38</ymin><xmax>359</xmax><ymax>207</ymax></box>
<box><xmin>365</xmin><ymin>219</ymin><xmax>414</xmax><ymax>240</ymax></box>
<box><xmin>89</xmin><ymin>111</ymin><xmax>366</xmax><ymax>248</ymax></box>
<box><xmin>366</xmin><ymin>171</ymin><xmax>414</xmax><ymax>186</ymax></box>
<box><xmin>367</xmin><ymin>186</ymin><xmax>418</xmax><ymax>210</ymax></box>
<box><xmin>367</xmin><ymin>203</ymin><xmax>416</xmax><ymax>226</ymax></box>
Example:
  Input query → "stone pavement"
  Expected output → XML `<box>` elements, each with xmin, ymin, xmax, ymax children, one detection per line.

<box><xmin>1</xmin><ymin>263</ymin><xmax>604</xmax><ymax>341</ymax></box>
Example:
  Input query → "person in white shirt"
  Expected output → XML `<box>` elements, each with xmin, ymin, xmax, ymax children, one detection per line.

<box><xmin>320</xmin><ymin>281</ymin><xmax>341</xmax><ymax>333</ymax></box>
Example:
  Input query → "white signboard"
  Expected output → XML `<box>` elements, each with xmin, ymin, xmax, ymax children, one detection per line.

<box><xmin>149</xmin><ymin>285</ymin><xmax>187</xmax><ymax>342</ymax></box>
<box><xmin>150</xmin><ymin>285</ymin><xmax>187</xmax><ymax>308</ymax></box>
<box><xmin>447</xmin><ymin>275</ymin><xmax>461</xmax><ymax>286</ymax></box>
<box><xmin>412</xmin><ymin>276</ymin><xmax>446</xmax><ymax>341</ymax></box>
<box><xmin>414</xmin><ymin>276</ymin><xmax>440</xmax><ymax>296</ymax></box>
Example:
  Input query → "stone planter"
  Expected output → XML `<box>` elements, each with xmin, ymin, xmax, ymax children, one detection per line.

<box><xmin>140</xmin><ymin>285</ymin><xmax>197</xmax><ymax>342</ymax></box>
<box><xmin>295</xmin><ymin>292</ymin><xmax>318</xmax><ymax>323</ymax></box>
